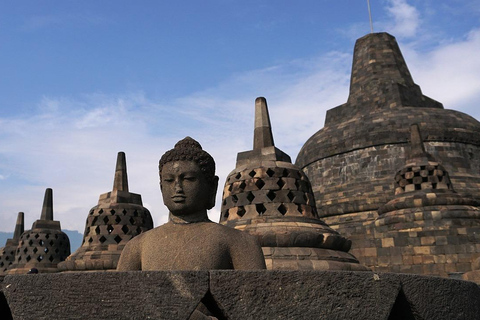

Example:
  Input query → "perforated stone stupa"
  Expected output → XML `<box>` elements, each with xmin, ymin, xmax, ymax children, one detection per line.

<box><xmin>0</xmin><ymin>212</ymin><xmax>24</xmax><ymax>275</ymax></box>
<box><xmin>221</xmin><ymin>97</ymin><xmax>367</xmax><ymax>271</ymax></box>
<box><xmin>58</xmin><ymin>152</ymin><xmax>153</xmax><ymax>272</ymax></box>
<box><xmin>7</xmin><ymin>188</ymin><xmax>71</xmax><ymax>274</ymax></box>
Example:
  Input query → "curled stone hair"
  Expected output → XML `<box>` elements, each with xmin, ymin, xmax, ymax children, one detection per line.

<box><xmin>159</xmin><ymin>137</ymin><xmax>216</xmax><ymax>184</ymax></box>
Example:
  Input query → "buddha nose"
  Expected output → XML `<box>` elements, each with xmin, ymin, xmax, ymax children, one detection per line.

<box><xmin>175</xmin><ymin>180</ymin><xmax>183</xmax><ymax>192</ymax></box>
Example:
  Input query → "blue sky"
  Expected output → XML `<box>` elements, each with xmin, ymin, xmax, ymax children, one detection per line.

<box><xmin>1</xmin><ymin>0</ymin><xmax>480</xmax><ymax>234</ymax></box>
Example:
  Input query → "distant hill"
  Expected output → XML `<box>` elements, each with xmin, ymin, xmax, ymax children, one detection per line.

<box><xmin>0</xmin><ymin>230</ymin><xmax>83</xmax><ymax>252</ymax></box>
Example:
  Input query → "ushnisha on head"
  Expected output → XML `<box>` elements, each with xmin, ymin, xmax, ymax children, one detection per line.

<box><xmin>159</xmin><ymin>137</ymin><xmax>219</xmax><ymax>215</ymax></box>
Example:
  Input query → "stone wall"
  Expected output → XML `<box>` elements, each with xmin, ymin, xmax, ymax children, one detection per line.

<box><xmin>2</xmin><ymin>271</ymin><xmax>480</xmax><ymax>319</ymax></box>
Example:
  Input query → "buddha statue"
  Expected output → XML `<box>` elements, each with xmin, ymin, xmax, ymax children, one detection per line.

<box><xmin>117</xmin><ymin>137</ymin><xmax>266</xmax><ymax>271</ymax></box>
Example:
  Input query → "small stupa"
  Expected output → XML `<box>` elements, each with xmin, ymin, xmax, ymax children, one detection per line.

<box><xmin>0</xmin><ymin>212</ymin><xmax>25</xmax><ymax>275</ymax></box>
<box><xmin>375</xmin><ymin>124</ymin><xmax>480</xmax><ymax>276</ymax></box>
<box><xmin>220</xmin><ymin>97</ymin><xmax>368</xmax><ymax>270</ymax></box>
<box><xmin>7</xmin><ymin>189</ymin><xmax>71</xmax><ymax>274</ymax></box>
<box><xmin>376</xmin><ymin>124</ymin><xmax>480</xmax><ymax>225</ymax></box>
<box><xmin>58</xmin><ymin>152</ymin><xmax>153</xmax><ymax>272</ymax></box>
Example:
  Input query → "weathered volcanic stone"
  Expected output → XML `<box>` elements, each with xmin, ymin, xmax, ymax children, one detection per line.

<box><xmin>2</xmin><ymin>271</ymin><xmax>479</xmax><ymax>319</ymax></box>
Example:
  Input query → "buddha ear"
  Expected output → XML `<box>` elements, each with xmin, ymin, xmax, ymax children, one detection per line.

<box><xmin>207</xmin><ymin>176</ymin><xmax>219</xmax><ymax>209</ymax></box>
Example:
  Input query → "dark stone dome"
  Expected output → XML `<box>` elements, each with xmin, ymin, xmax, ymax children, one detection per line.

<box><xmin>295</xmin><ymin>33</ymin><xmax>480</xmax><ymax>219</ymax></box>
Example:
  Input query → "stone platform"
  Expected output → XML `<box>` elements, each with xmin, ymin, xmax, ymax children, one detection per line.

<box><xmin>1</xmin><ymin>271</ymin><xmax>479</xmax><ymax>319</ymax></box>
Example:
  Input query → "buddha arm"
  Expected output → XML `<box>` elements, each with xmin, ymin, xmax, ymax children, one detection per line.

<box><xmin>230</xmin><ymin>233</ymin><xmax>267</xmax><ymax>270</ymax></box>
<box><xmin>116</xmin><ymin>237</ymin><xmax>142</xmax><ymax>271</ymax></box>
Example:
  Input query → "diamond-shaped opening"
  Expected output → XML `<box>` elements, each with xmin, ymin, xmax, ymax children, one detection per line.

<box><xmin>246</xmin><ymin>192</ymin><xmax>255</xmax><ymax>202</ymax></box>
<box><xmin>237</xmin><ymin>206</ymin><xmax>246</xmax><ymax>217</ymax></box>
<box><xmin>255</xmin><ymin>179</ymin><xmax>265</xmax><ymax>189</ymax></box>
<box><xmin>44</xmin><ymin>247</ymin><xmax>49</xmax><ymax>253</ymax></box>
<box><xmin>255</xmin><ymin>204</ymin><xmax>266</xmax><ymax>215</ymax></box>
<box><xmin>277</xmin><ymin>179</ymin><xmax>285</xmax><ymax>189</ymax></box>
<box><xmin>136</xmin><ymin>227</ymin><xmax>142</xmax><ymax>234</ymax></box>
<box><xmin>95</xmin><ymin>226</ymin><xmax>101</xmax><ymax>234</ymax></box>
<box><xmin>228</xmin><ymin>184</ymin><xmax>233</xmax><ymax>192</ymax></box>
<box><xmin>133</xmin><ymin>210</ymin><xmax>139</xmax><ymax>217</ymax></box>
<box><xmin>89</xmin><ymin>209</ymin><xmax>94</xmax><ymax>215</ymax></box>
<box><xmin>92</xmin><ymin>216</ymin><xmax>98</xmax><ymax>225</ymax></box>
<box><xmin>34</xmin><ymin>233</ymin><xmax>40</xmax><ymax>239</ymax></box>
<box><xmin>249</xmin><ymin>170</ymin><xmax>256</xmax><ymax>177</ymax></box>
<box><xmin>45</xmin><ymin>233</ymin><xmax>50</xmax><ymax>239</ymax></box>
<box><xmin>26</xmin><ymin>255</ymin><xmax>31</xmax><ymax>262</ymax></box>
<box><xmin>129</xmin><ymin>217</ymin><xmax>136</xmax><ymax>225</ymax></box>
<box><xmin>103</xmin><ymin>216</ymin><xmax>110</xmax><ymax>224</ymax></box>
<box><xmin>267</xmin><ymin>190</ymin><xmax>276</xmax><ymax>201</ymax></box>
<box><xmin>222</xmin><ymin>199</ymin><xmax>227</xmax><ymax>206</ymax></box>
<box><xmin>88</xmin><ymin>237</ymin><xmax>93</xmax><ymax>243</ymax></box>
<box><xmin>110</xmin><ymin>209</ymin><xmax>115</xmax><ymax>215</ymax></box>
<box><xmin>114</xmin><ymin>235</ymin><xmax>122</xmax><ymax>244</ymax></box>
<box><xmin>17</xmin><ymin>256</ymin><xmax>22</xmax><ymax>262</ymax></box>
<box><xmin>49</xmin><ymin>255</ymin><xmax>54</xmax><ymax>262</ymax></box>
<box><xmin>115</xmin><ymin>216</ymin><xmax>122</xmax><ymax>223</ymax></box>
<box><xmin>39</xmin><ymin>240</ymin><xmax>44</xmax><ymax>246</ymax></box>
<box><xmin>232</xmin><ymin>195</ymin><xmax>238</xmax><ymax>203</ymax></box>
<box><xmin>107</xmin><ymin>225</ymin><xmax>114</xmax><ymax>234</ymax></box>
<box><xmin>239</xmin><ymin>181</ymin><xmax>246</xmax><ymax>191</ymax></box>
<box><xmin>294</xmin><ymin>180</ymin><xmax>300</xmax><ymax>190</ymax></box>
<box><xmin>28</xmin><ymin>240</ymin><xmax>33</xmax><ymax>246</ymax></box>
<box><xmin>37</xmin><ymin>255</ymin><xmax>43</xmax><ymax>262</ymax></box>
<box><xmin>49</xmin><ymin>240</ymin><xmax>54</xmax><ymax>246</ymax></box>
<box><xmin>23</xmin><ymin>248</ymin><xmax>28</xmax><ymax>254</ymax></box>
<box><xmin>33</xmin><ymin>247</ymin><xmax>38</xmax><ymax>254</ymax></box>
<box><xmin>223</xmin><ymin>210</ymin><xmax>229</xmax><ymax>219</ymax></box>
<box><xmin>282</xmin><ymin>168</ymin><xmax>290</xmax><ymax>177</ymax></box>
<box><xmin>99</xmin><ymin>236</ymin><xmax>107</xmax><ymax>243</ymax></box>
<box><xmin>99</xmin><ymin>209</ymin><xmax>104</xmax><ymax>214</ymax></box>
<box><xmin>122</xmin><ymin>209</ymin><xmax>127</xmax><ymax>215</ymax></box>
<box><xmin>55</xmin><ymin>234</ymin><xmax>59</xmax><ymax>239</ymax></box>
<box><xmin>287</xmin><ymin>191</ymin><xmax>295</xmax><ymax>201</ymax></box>
<box><xmin>266</xmin><ymin>168</ymin><xmax>275</xmax><ymax>177</ymax></box>
<box><xmin>122</xmin><ymin>225</ymin><xmax>130</xmax><ymax>234</ymax></box>
<box><xmin>26</xmin><ymin>234</ymin><xmax>30</xmax><ymax>239</ymax></box>
<box><xmin>235</xmin><ymin>172</ymin><xmax>242</xmax><ymax>180</ymax></box>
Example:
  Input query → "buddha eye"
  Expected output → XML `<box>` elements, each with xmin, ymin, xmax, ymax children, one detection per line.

<box><xmin>184</xmin><ymin>176</ymin><xmax>196</xmax><ymax>181</ymax></box>
<box><xmin>163</xmin><ymin>177</ymin><xmax>174</xmax><ymax>182</ymax></box>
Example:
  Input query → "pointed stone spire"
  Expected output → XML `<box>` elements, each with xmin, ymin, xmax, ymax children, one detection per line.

<box><xmin>253</xmin><ymin>97</ymin><xmax>274</xmax><ymax>149</ymax></box>
<box><xmin>236</xmin><ymin>97</ymin><xmax>291</xmax><ymax>166</ymax></box>
<box><xmin>12</xmin><ymin>212</ymin><xmax>24</xmax><ymax>240</ymax></box>
<box><xmin>406</xmin><ymin>124</ymin><xmax>436</xmax><ymax>165</ymax></box>
<box><xmin>113</xmin><ymin>152</ymin><xmax>129</xmax><ymax>192</ymax></box>
<box><xmin>40</xmin><ymin>188</ymin><xmax>54</xmax><ymax>221</ymax></box>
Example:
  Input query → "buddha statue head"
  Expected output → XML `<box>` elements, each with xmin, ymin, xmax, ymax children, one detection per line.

<box><xmin>159</xmin><ymin>137</ymin><xmax>219</xmax><ymax>219</ymax></box>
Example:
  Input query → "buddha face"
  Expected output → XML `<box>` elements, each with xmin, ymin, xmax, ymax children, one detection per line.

<box><xmin>160</xmin><ymin>160</ymin><xmax>216</xmax><ymax>216</ymax></box>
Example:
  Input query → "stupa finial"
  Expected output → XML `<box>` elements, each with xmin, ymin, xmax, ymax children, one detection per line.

<box><xmin>113</xmin><ymin>152</ymin><xmax>129</xmax><ymax>192</ymax></box>
<box><xmin>40</xmin><ymin>188</ymin><xmax>54</xmax><ymax>221</ymax></box>
<box><xmin>410</xmin><ymin>124</ymin><xmax>426</xmax><ymax>154</ymax></box>
<box><xmin>13</xmin><ymin>212</ymin><xmax>24</xmax><ymax>240</ymax></box>
<box><xmin>253</xmin><ymin>97</ymin><xmax>275</xmax><ymax>150</ymax></box>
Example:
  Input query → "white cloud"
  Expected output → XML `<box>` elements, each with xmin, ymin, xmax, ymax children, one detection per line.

<box><xmin>403</xmin><ymin>28</ymin><xmax>480</xmax><ymax>120</ymax></box>
<box><xmin>382</xmin><ymin>0</ymin><xmax>421</xmax><ymax>38</ymax></box>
